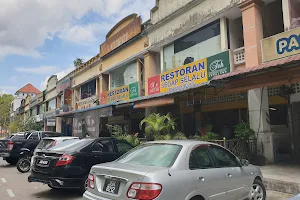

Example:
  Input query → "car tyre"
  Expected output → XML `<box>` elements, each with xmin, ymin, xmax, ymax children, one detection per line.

<box><xmin>6</xmin><ymin>158</ymin><xmax>18</xmax><ymax>165</ymax></box>
<box><xmin>48</xmin><ymin>184</ymin><xmax>59</xmax><ymax>190</ymax></box>
<box><xmin>79</xmin><ymin>175</ymin><xmax>89</xmax><ymax>194</ymax></box>
<box><xmin>251</xmin><ymin>179</ymin><xmax>266</xmax><ymax>200</ymax></box>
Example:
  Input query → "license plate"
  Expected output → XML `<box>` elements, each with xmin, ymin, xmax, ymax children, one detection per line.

<box><xmin>103</xmin><ymin>179</ymin><xmax>120</xmax><ymax>194</ymax></box>
<box><xmin>36</xmin><ymin>159</ymin><xmax>50</xmax><ymax>167</ymax></box>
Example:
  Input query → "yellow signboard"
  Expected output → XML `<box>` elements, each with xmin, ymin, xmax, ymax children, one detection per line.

<box><xmin>262</xmin><ymin>27</ymin><xmax>300</xmax><ymax>62</ymax></box>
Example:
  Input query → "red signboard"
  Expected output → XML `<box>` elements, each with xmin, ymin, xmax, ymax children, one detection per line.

<box><xmin>148</xmin><ymin>75</ymin><xmax>161</xmax><ymax>95</ymax></box>
<box><xmin>100</xmin><ymin>92</ymin><xmax>108</xmax><ymax>104</ymax></box>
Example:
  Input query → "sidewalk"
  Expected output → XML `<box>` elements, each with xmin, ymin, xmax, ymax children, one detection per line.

<box><xmin>268</xmin><ymin>190</ymin><xmax>294</xmax><ymax>200</ymax></box>
<box><xmin>260</xmin><ymin>163</ymin><xmax>300</xmax><ymax>195</ymax></box>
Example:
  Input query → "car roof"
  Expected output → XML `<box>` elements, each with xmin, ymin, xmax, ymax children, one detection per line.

<box><xmin>146</xmin><ymin>140</ymin><xmax>213</xmax><ymax>146</ymax></box>
<box><xmin>42</xmin><ymin>136</ymin><xmax>79</xmax><ymax>140</ymax></box>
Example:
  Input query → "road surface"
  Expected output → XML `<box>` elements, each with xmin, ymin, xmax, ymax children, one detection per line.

<box><xmin>0</xmin><ymin>158</ymin><xmax>295</xmax><ymax>199</ymax></box>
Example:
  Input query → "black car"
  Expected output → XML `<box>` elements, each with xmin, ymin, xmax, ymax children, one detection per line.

<box><xmin>28</xmin><ymin>137</ymin><xmax>133</xmax><ymax>193</ymax></box>
<box><xmin>0</xmin><ymin>131</ymin><xmax>61</xmax><ymax>164</ymax></box>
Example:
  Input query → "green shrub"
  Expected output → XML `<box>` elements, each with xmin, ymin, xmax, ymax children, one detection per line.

<box><xmin>234</xmin><ymin>121</ymin><xmax>255</xmax><ymax>141</ymax></box>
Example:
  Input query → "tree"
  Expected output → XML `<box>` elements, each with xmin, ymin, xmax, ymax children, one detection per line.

<box><xmin>20</xmin><ymin>117</ymin><xmax>43</xmax><ymax>132</ymax></box>
<box><xmin>74</xmin><ymin>58</ymin><xmax>84</xmax><ymax>68</ymax></box>
<box><xmin>0</xmin><ymin>94</ymin><xmax>14</xmax><ymax>128</ymax></box>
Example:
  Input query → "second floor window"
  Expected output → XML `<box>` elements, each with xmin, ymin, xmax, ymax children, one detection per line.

<box><xmin>81</xmin><ymin>79</ymin><xmax>96</xmax><ymax>99</ymax></box>
<box><xmin>110</xmin><ymin>61</ymin><xmax>137</xmax><ymax>90</ymax></box>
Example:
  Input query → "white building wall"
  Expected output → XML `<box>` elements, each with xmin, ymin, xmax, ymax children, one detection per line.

<box><xmin>148</xmin><ymin>0</ymin><xmax>242</xmax><ymax>48</ymax></box>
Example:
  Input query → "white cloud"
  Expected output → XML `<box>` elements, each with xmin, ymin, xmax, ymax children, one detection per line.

<box><xmin>0</xmin><ymin>0</ymin><xmax>155</xmax><ymax>59</ymax></box>
<box><xmin>0</xmin><ymin>86</ymin><xmax>18</xmax><ymax>94</ymax></box>
<box><xmin>15</xmin><ymin>66</ymin><xmax>57</xmax><ymax>75</ymax></box>
<box><xmin>40</xmin><ymin>66</ymin><xmax>74</xmax><ymax>90</ymax></box>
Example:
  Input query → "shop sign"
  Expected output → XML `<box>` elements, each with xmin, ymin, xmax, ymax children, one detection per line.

<box><xmin>99</xmin><ymin>106</ymin><xmax>113</xmax><ymax>117</ymax></box>
<box><xmin>100</xmin><ymin>82</ymin><xmax>139</xmax><ymax>104</ymax></box>
<box><xmin>73</xmin><ymin>115</ymin><xmax>82</xmax><ymax>137</ymax></box>
<box><xmin>62</xmin><ymin>89</ymin><xmax>72</xmax><ymax>106</ymax></box>
<box><xmin>262</xmin><ymin>27</ymin><xmax>300</xmax><ymax>62</ymax></box>
<box><xmin>83</xmin><ymin>110</ymin><xmax>99</xmax><ymax>138</ymax></box>
<box><xmin>148</xmin><ymin>51</ymin><xmax>231</xmax><ymax>95</ymax></box>
<box><xmin>207</xmin><ymin>51</ymin><xmax>230</xmax><ymax>80</ymax></box>
<box><xmin>76</xmin><ymin>95</ymin><xmax>98</xmax><ymax>110</ymax></box>
<box><xmin>100</xmin><ymin>17</ymin><xmax>141</xmax><ymax>57</ymax></box>
<box><xmin>47</xmin><ymin>119</ymin><xmax>56</xmax><ymax>127</ymax></box>
<box><xmin>56</xmin><ymin>78</ymin><xmax>71</xmax><ymax>93</ymax></box>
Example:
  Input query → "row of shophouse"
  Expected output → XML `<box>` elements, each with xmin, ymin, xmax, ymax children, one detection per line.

<box><xmin>9</xmin><ymin>0</ymin><xmax>300</xmax><ymax>164</ymax></box>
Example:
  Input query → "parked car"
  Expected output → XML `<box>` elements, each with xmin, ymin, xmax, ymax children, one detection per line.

<box><xmin>83</xmin><ymin>140</ymin><xmax>266</xmax><ymax>200</ymax></box>
<box><xmin>34</xmin><ymin>136</ymin><xmax>79</xmax><ymax>156</ymax></box>
<box><xmin>28</xmin><ymin>137</ymin><xmax>133</xmax><ymax>193</ymax></box>
<box><xmin>0</xmin><ymin>131</ymin><xmax>61</xmax><ymax>165</ymax></box>
<box><xmin>16</xmin><ymin>136</ymin><xmax>79</xmax><ymax>173</ymax></box>
<box><xmin>4</xmin><ymin>132</ymin><xmax>26</xmax><ymax>140</ymax></box>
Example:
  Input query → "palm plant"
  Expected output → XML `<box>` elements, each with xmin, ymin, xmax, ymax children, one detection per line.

<box><xmin>139</xmin><ymin>113</ymin><xmax>179</xmax><ymax>140</ymax></box>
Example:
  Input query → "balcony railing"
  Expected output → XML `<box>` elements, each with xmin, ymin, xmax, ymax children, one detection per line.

<box><xmin>233</xmin><ymin>47</ymin><xmax>245</xmax><ymax>66</ymax></box>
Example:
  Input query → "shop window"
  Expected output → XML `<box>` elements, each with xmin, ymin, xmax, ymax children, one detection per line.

<box><xmin>290</xmin><ymin>0</ymin><xmax>300</xmax><ymax>29</ymax></box>
<box><xmin>269</xmin><ymin>105</ymin><xmax>288</xmax><ymax>125</ymax></box>
<box><xmin>262</xmin><ymin>0</ymin><xmax>284</xmax><ymax>38</ymax></box>
<box><xmin>48</xmin><ymin>99</ymin><xmax>56</xmax><ymax>111</ymax></box>
<box><xmin>162</xmin><ymin>20</ymin><xmax>221</xmax><ymax>71</ymax></box>
<box><xmin>81</xmin><ymin>79</ymin><xmax>96</xmax><ymax>99</ymax></box>
<box><xmin>110</xmin><ymin>61</ymin><xmax>137</xmax><ymax>89</ymax></box>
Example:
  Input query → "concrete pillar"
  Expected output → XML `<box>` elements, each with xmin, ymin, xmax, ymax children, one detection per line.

<box><xmin>99</xmin><ymin>74</ymin><xmax>109</xmax><ymax>95</ymax></box>
<box><xmin>56</xmin><ymin>117</ymin><xmax>62</xmax><ymax>133</ymax></box>
<box><xmin>239</xmin><ymin>0</ymin><xmax>264</xmax><ymax>67</ymax></box>
<box><xmin>248</xmin><ymin>88</ymin><xmax>274</xmax><ymax>163</ymax></box>
<box><xmin>160</xmin><ymin>48</ymin><xmax>164</xmax><ymax>73</ymax></box>
<box><xmin>282</xmin><ymin>0</ymin><xmax>292</xmax><ymax>31</ymax></box>
<box><xmin>220</xmin><ymin>17</ymin><xmax>229</xmax><ymax>51</ymax></box>
<box><xmin>144</xmin><ymin>52</ymin><xmax>158</xmax><ymax>96</ymax></box>
<box><xmin>137</xmin><ymin>59</ymin><xmax>142</xmax><ymax>83</ymax></box>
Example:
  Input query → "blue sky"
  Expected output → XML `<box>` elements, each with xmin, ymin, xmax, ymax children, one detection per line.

<box><xmin>0</xmin><ymin>0</ymin><xmax>155</xmax><ymax>94</ymax></box>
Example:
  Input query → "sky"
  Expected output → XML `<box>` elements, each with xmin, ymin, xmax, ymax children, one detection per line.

<box><xmin>0</xmin><ymin>0</ymin><xmax>155</xmax><ymax>94</ymax></box>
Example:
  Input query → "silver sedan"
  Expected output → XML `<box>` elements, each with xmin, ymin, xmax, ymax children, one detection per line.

<box><xmin>83</xmin><ymin>140</ymin><xmax>266</xmax><ymax>200</ymax></box>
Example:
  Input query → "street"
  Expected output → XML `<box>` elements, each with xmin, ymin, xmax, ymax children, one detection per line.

<box><xmin>0</xmin><ymin>159</ymin><xmax>82</xmax><ymax>200</ymax></box>
<box><xmin>0</xmin><ymin>158</ymin><xmax>295</xmax><ymax>200</ymax></box>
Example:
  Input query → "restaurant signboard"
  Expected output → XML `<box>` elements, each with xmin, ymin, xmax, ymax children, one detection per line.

<box><xmin>100</xmin><ymin>82</ymin><xmax>140</xmax><ymax>104</ymax></box>
<box><xmin>148</xmin><ymin>51</ymin><xmax>231</xmax><ymax>95</ymax></box>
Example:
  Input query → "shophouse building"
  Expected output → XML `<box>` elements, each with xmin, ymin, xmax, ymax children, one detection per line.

<box><xmin>55</xmin><ymin>75</ymin><xmax>73</xmax><ymax>135</ymax></box>
<box><xmin>44</xmin><ymin>75</ymin><xmax>58</xmax><ymax>131</ymax></box>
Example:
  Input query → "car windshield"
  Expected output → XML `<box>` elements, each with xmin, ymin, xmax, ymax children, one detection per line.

<box><xmin>48</xmin><ymin>139</ymin><xmax>92</xmax><ymax>152</ymax></box>
<box><xmin>117</xmin><ymin>144</ymin><xmax>182</xmax><ymax>167</ymax></box>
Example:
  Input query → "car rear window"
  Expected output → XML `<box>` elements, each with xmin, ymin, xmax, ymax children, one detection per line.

<box><xmin>36</xmin><ymin>139</ymin><xmax>56</xmax><ymax>150</ymax></box>
<box><xmin>41</xmin><ymin>132</ymin><xmax>61</xmax><ymax>138</ymax></box>
<box><xmin>10</xmin><ymin>134</ymin><xmax>25</xmax><ymax>140</ymax></box>
<box><xmin>49</xmin><ymin>139</ymin><xmax>92</xmax><ymax>152</ymax></box>
<box><xmin>117</xmin><ymin>144</ymin><xmax>182</xmax><ymax>167</ymax></box>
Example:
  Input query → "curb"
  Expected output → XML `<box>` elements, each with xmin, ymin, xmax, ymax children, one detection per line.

<box><xmin>265</xmin><ymin>178</ymin><xmax>300</xmax><ymax>195</ymax></box>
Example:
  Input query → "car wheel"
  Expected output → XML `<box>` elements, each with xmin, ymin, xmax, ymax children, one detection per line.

<box><xmin>250</xmin><ymin>179</ymin><xmax>266</xmax><ymax>200</ymax></box>
<box><xmin>48</xmin><ymin>184</ymin><xmax>58</xmax><ymax>190</ymax></box>
<box><xmin>17</xmin><ymin>158</ymin><xmax>31</xmax><ymax>173</ymax></box>
<box><xmin>79</xmin><ymin>176</ymin><xmax>88</xmax><ymax>194</ymax></box>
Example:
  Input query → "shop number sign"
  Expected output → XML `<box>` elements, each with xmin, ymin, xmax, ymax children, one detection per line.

<box><xmin>148</xmin><ymin>51</ymin><xmax>230</xmax><ymax>95</ymax></box>
<box><xmin>101</xmin><ymin>82</ymin><xmax>139</xmax><ymax>104</ymax></box>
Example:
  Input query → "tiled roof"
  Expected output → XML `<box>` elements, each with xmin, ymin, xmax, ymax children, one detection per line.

<box><xmin>213</xmin><ymin>54</ymin><xmax>300</xmax><ymax>81</ymax></box>
<box><xmin>16</xmin><ymin>84</ymin><xmax>40</xmax><ymax>94</ymax></box>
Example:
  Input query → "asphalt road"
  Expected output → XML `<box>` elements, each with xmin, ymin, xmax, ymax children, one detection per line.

<box><xmin>0</xmin><ymin>158</ymin><xmax>295</xmax><ymax>200</ymax></box>
<box><xmin>0</xmin><ymin>159</ymin><xmax>83</xmax><ymax>200</ymax></box>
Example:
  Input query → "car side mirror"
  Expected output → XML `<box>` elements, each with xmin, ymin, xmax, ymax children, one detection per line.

<box><xmin>240</xmin><ymin>159</ymin><xmax>249</xmax><ymax>166</ymax></box>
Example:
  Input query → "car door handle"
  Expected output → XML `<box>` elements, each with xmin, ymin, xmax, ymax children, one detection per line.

<box><xmin>198</xmin><ymin>177</ymin><xmax>205</xmax><ymax>182</ymax></box>
<box><xmin>226</xmin><ymin>173</ymin><xmax>232</xmax><ymax>178</ymax></box>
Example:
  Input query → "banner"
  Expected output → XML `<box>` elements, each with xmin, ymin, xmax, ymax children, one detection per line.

<box><xmin>148</xmin><ymin>51</ymin><xmax>230</xmax><ymax>95</ymax></box>
<box><xmin>262</xmin><ymin>27</ymin><xmax>300</xmax><ymax>62</ymax></box>
<box><xmin>100</xmin><ymin>82</ymin><xmax>139</xmax><ymax>104</ymax></box>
